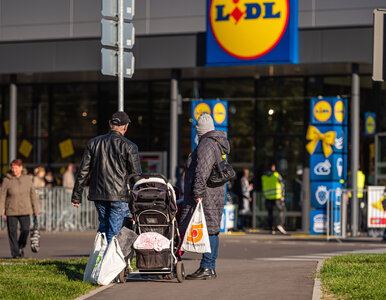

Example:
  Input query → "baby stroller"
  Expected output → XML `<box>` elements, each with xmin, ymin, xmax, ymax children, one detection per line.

<box><xmin>119</xmin><ymin>173</ymin><xmax>185</xmax><ymax>283</ymax></box>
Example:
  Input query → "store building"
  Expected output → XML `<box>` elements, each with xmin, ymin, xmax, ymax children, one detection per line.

<box><xmin>0</xmin><ymin>1</ymin><xmax>385</xmax><ymax>229</ymax></box>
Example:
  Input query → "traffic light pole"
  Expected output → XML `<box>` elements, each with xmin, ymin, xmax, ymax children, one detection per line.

<box><xmin>118</xmin><ymin>0</ymin><xmax>124</xmax><ymax>111</ymax></box>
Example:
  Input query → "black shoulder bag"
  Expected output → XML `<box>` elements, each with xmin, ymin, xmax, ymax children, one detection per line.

<box><xmin>207</xmin><ymin>143</ymin><xmax>236</xmax><ymax>188</ymax></box>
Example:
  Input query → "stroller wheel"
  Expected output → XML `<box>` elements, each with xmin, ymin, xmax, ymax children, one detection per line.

<box><xmin>176</xmin><ymin>261</ymin><xmax>185</xmax><ymax>283</ymax></box>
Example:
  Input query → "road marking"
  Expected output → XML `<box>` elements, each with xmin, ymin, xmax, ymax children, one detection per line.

<box><xmin>256</xmin><ymin>258</ymin><xmax>320</xmax><ymax>261</ymax></box>
<box><xmin>254</xmin><ymin>248</ymin><xmax>386</xmax><ymax>261</ymax></box>
<box><xmin>223</xmin><ymin>239</ymin><xmax>241</xmax><ymax>243</ymax></box>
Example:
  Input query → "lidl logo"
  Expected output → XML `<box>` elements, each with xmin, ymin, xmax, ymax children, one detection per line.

<box><xmin>213</xmin><ymin>102</ymin><xmax>227</xmax><ymax>124</ymax></box>
<box><xmin>334</xmin><ymin>100</ymin><xmax>345</xmax><ymax>123</ymax></box>
<box><xmin>193</xmin><ymin>103</ymin><xmax>211</xmax><ymax>120</ymax></box>
<box><xmin>209</xmin><ymin>0</ymin><xmax>289</xmax><ymax>59</ymax></box>
<box><xmin>365</xmin><ymin>113</ymin><xmax>376</xmax><ymax>135</ymax></box>
<box><xmin>313</xmin><ymin>100</ymin><xmax>332</xmax><ymax>123</ymax></box>
<box><xmin>206</xmin><ymin>0</ymin><xmax>298</xmax><ymax>65</ymax></box>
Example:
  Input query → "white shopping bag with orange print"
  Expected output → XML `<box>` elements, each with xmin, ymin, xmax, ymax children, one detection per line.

<box><xmin>181</xmin><ymin>201</ymin><xmax>211</xmax><ymax>253</ymax></box>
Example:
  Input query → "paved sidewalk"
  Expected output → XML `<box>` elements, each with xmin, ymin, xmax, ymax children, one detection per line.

<box><xmin>87</xmin><ymin>259</ymin><xmax>316</xmax><ymax>300</ymax></box>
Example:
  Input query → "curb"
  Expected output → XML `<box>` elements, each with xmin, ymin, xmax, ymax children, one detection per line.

<box><xmin>312</xmin><ymin>260</ymin><xmax>323</xmax><ymax>300</ymax></box>
<box><xmin>74</xmin><ymin>283</ymin><xmax>115</xmax><ymax>300</ymax></box>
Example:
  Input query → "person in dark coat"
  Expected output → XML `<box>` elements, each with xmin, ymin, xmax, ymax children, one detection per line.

<box><xmin>179</xmin><ymin>113</ymin><xmax>230</xmax><ymax>280</ymax></box>
<box><xmin>71</xmin><ymin>111</ymin><xmax>142</xmax><ymax>243</ymax></box>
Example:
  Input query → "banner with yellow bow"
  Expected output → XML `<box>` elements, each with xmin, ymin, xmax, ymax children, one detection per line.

<box><xmin>306</xmin><ymin>125</ymin><xmax>336</xmax><ymax>158</ymax></box>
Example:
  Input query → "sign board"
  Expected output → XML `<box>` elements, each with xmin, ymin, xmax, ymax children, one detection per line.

<box><xmin>372</xmin><ymin>9</ymin><xmax>386</xmax><ymax>81</ymax></box>
<box><xmin>310</xmin><ymin>153</ymin><xmax>347</xmax><ymax>181</ymax></box>
<box><xmin>101</xmin><ymin>49</ymin><xmax>134</xmax><ymax>78</ymax></box>
<box><xmin>364</xmin><ymin>112</ymin><xmax>376</xmax><ymax>136</ymax></box>
<box><xmin>3</xmin><ymin>120</ymin><xmax>9</xmax><ymax>136</ymax></box>
<box><xmin>310</xmin><ymin>209</ymin><xmax>327</xmax><ymax>235</ymax></box>
<box><xmin>367</xmin><ymin>186</ymin><xmax>386</xmax><ymax>228</ymax></box>
<box><xmin>102</xmin><ymin>0</ymin><xmax>135</xmax><ymax>19</ymax></box>
<box><xmin>310</xmin><ymin>181</ymin><xmax>343</xmax><ymax>209</ymax></box>
<box><xmin>59</xmin><ymin>139</ymin><xmax>75</xmax><ymax>158</ymax></box>
<box><xmin>101</xmin><ymin>20</ymin><xmax>135</xmax><ymax>48</ymax></box>
<box><xmin>101</xmin><ymin>0</ymin><xmax>135</xmax><ymax>81</ymax></box>
<box><xmin>306</xmin><ymin>125</ymin><xmax>347</xmax><ymax>155</ymax></box>
<box><xmin>18</xmin><ymin>140</ymin><xmax>33</xmax><ymax>158</ymax></box>
<box><xmin>206</xmin><ymin>0</ymin><xmax>298</xmax><ymax>66</ymax></box>
<box><xmin>191</xmin><ymin>100</ymin><xmax>228</xmax><ymax>151</ymax></box>
<box><xmin>310</xmin><ymin>97</ymin><xmax>347</xmax><ymax>126</ymax></box>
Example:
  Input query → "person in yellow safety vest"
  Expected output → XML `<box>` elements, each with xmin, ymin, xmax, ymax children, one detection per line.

<box><xmin>357</xmin><ymin>169</ymin><xmax>366</xmax><ymax>233</ymax></box>
<box><xmin>357</xmin><ymin>170</ymin><xmax>365</xmax><ymax>199</ymax></box>
<box><xmin>261</xmin><ymin>162</ymin><xmax>287</xmax><ymax>235</ymax></box>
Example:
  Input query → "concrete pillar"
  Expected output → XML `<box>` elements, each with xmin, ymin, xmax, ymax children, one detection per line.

<box><xmin>9</xmin><ymin>79</ymin><xmax>17</xmax><ymax>163</ymax></box>
<box><xmin>169</xmin><ymin>69</ymin><xmax>181</xmax><ymax>184</ymax></box>
<box><xmin>351</xmin><ymin>63</ymin><xmax>360</xmax><ymax>237</ymax></box>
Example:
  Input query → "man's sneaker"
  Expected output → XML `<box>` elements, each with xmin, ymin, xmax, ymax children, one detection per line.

<box><xmin>277</xmin><ymin>225</ymin><xmax>287</xmax><ymax>234</ymax></box>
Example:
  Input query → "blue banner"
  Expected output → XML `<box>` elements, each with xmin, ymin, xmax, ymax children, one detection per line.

<box><xmin>310</xmin><ymin>97</ymin><xmax>347</xmax><ymax>126</ymax></box>
<box><xmin>310</xmin><ymin>209</ymin><xmax>327</xmax><ymax>235</ymax></box>
<box><xmin>310</xmin><ymin>181</ymin><xmax>344</xmax><ymax>209</ymax></box>
<box><xmin>307</xmin><ymin>125</ymin><xmax>347</xmax><ymax>154</ymax></box>
<box><xmin>191</xmin><ymin>99</ymin><xmax>228</xmax><ymax>151</ymax></box>
<box><xmin>310</xmin><ymin>153</ymin><xmax>347</xmax><ymax>181</ymax></box>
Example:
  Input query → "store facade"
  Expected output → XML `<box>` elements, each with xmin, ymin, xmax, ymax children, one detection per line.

<box><xmin>0</xmin><ymin>1</ymin><xmax>385</xmax><ymax>229</ymax></box>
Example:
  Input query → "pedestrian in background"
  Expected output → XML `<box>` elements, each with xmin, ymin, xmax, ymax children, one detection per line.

<box><xmin>44</xmin><ymin>170</ymin><xmax>56</xmax><ymax>187</ymax></box>
<box><xmin>179</xmin><ymin>113</ymin><xmax>230</xmax><ymax>280</ymax></box>
<box><xmin>62</xmin><ymin>163</ymin><xmax>75</xmax><ymax>189</ymax></box>
<box><xmin>0</xmin><ymin>159</ymin><xmax>39</xmax><ymax>258</ymax></box>
<box><xmin>238</xmin><ymin>168</ymin><xmax>253</xmax><ymax>230</ymax></box>
<box><xmin>33</xmin><ymin>166</ymin><xmax>46</xmax><ymax>188</ymax></box>
<box><xmin>261</xmin><ymin>162</ymin><xmax>287</xmax><ymax>235</ymax></box>
<box><xmin>71</xmin><ymin>111</ymin><xmax>142</xmax><ymax>243</ymax></box>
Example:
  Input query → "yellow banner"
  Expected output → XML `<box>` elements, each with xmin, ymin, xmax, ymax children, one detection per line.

<box><xmin>1</xmin><ymin>139</ymin><xmax>7</xmax><ymax>164</ymax></box>
<box><xmin>18</xmin><ymin>140</ymin><xmax>33</xmax><ymax>158</ymax></box>
<box><xmin>3</xmin><ymin>120</ymin><xmax>9</xmax><ymax>136</ymax></box>
<box><xmin>59</xmin><ymin>139</ymin><xmax>75</xmax><ymax>158</ymax></box>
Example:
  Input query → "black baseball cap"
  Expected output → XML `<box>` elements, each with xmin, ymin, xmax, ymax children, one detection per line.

<box><xmin>110</xmin><ymin>111</ymin><xmax>131</xmax><ymax>126</ymax></box>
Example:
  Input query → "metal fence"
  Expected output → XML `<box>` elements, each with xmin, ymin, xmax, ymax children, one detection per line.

<box><xmin>0</xmin><ymin>187</ymin><xmax>99</xmax><ymax>232</ymax></box>
<box><xmin>326</xmin><ymin>187</ymin><xmax>386</xmax><ymax>241</ymax></box>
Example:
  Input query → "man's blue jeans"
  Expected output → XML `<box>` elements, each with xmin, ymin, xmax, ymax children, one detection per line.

<box><xmin>200</xmin><ymin>233</ymin><xmax>219</xmax><ymax>270</ymax></box>
<box><xmin>94</xmin><ymin>201</ymin><xmax>129</xmax><ymax>243</ymax></box>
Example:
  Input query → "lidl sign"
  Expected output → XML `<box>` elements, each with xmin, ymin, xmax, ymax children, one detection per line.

<box><xmin>206</xmin><ymin>0</ymin><xmax>298</xmax><ymax>66</ymax></box>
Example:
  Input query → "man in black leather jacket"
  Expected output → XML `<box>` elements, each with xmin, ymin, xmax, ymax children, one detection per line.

<box><xmin>71</xmin><ymin>111</ymin><xmax>142</xmax><ymax>243</ymax></box>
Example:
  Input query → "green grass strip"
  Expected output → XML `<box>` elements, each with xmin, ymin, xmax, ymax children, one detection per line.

<box><xmin>0</xmin><ymin>258</ymin><xmax>97</xmax><ymax>300</ymax></box>
<box><xmin>319</xmin><ymin>254</ymin><xmax>386</xmax><ymax>300</ymax></box>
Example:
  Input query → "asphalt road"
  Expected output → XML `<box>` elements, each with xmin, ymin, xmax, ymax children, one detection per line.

<box><xmin>1</xmin><ymin>231</ymin><xmax>385</xmax><ymax>300</ymax></box>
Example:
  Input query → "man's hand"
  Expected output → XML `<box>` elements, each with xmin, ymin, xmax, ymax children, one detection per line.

<box><xmin>72</xmin><ymin>202</ymin><xmax>80</xmax><ymax>207</ymax></box>
<box><xmin>281</xmin><ymin>196</ymin><xmax>285</xmax><ymax>201</ymax></box>
<box><xmin>194</xmin><ymin>198</ymin><xmax>203</xmax><ymax>203</ymax></box>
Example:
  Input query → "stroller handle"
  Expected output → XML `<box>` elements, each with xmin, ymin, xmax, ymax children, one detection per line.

<box><xmin>128</xmin><ymin>173</ymin><xmax>169</xmax><ymax>184</ymax></box>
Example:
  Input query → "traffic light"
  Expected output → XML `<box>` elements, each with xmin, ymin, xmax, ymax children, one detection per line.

<box><xmin>101</xmin><ymin>0</ymin><xmax>135</xmax><ymax>78</ymax></box>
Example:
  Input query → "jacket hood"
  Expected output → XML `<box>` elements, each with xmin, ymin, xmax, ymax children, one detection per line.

<box><xmin>201</xmin><ymin>130</ymin><xmax>230</xmax><ymax>155</ymax></box>
<box><xmin>6</xmin><ymin>169</ymin><xmax>28</xmax><ymax>179</ymax></box>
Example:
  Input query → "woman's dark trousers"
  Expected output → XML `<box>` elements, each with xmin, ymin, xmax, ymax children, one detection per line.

<box><xmin>7</xmin><ymin>215</ymin><xmax>30</xmax><ymax>257</ymax></box>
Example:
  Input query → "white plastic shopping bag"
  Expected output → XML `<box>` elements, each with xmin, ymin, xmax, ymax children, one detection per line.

<box><xmin>181</xmin><ymin>201</ymin><xmax>211</xmax><ymax>253</ymax></box>
<box><xmin>83</xmin><ymin>232</ymin><xmax>108</xmax><ymax>282</ymax></box>
<box><xmin>90</xmin><ymin>233</ymin><xmax>108</xmax><ymax>284</ymax></box>
<box><xmin>97</xmin><ymin>236</ymin><xmax>127</xmax><ymax>285</ymax></box>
